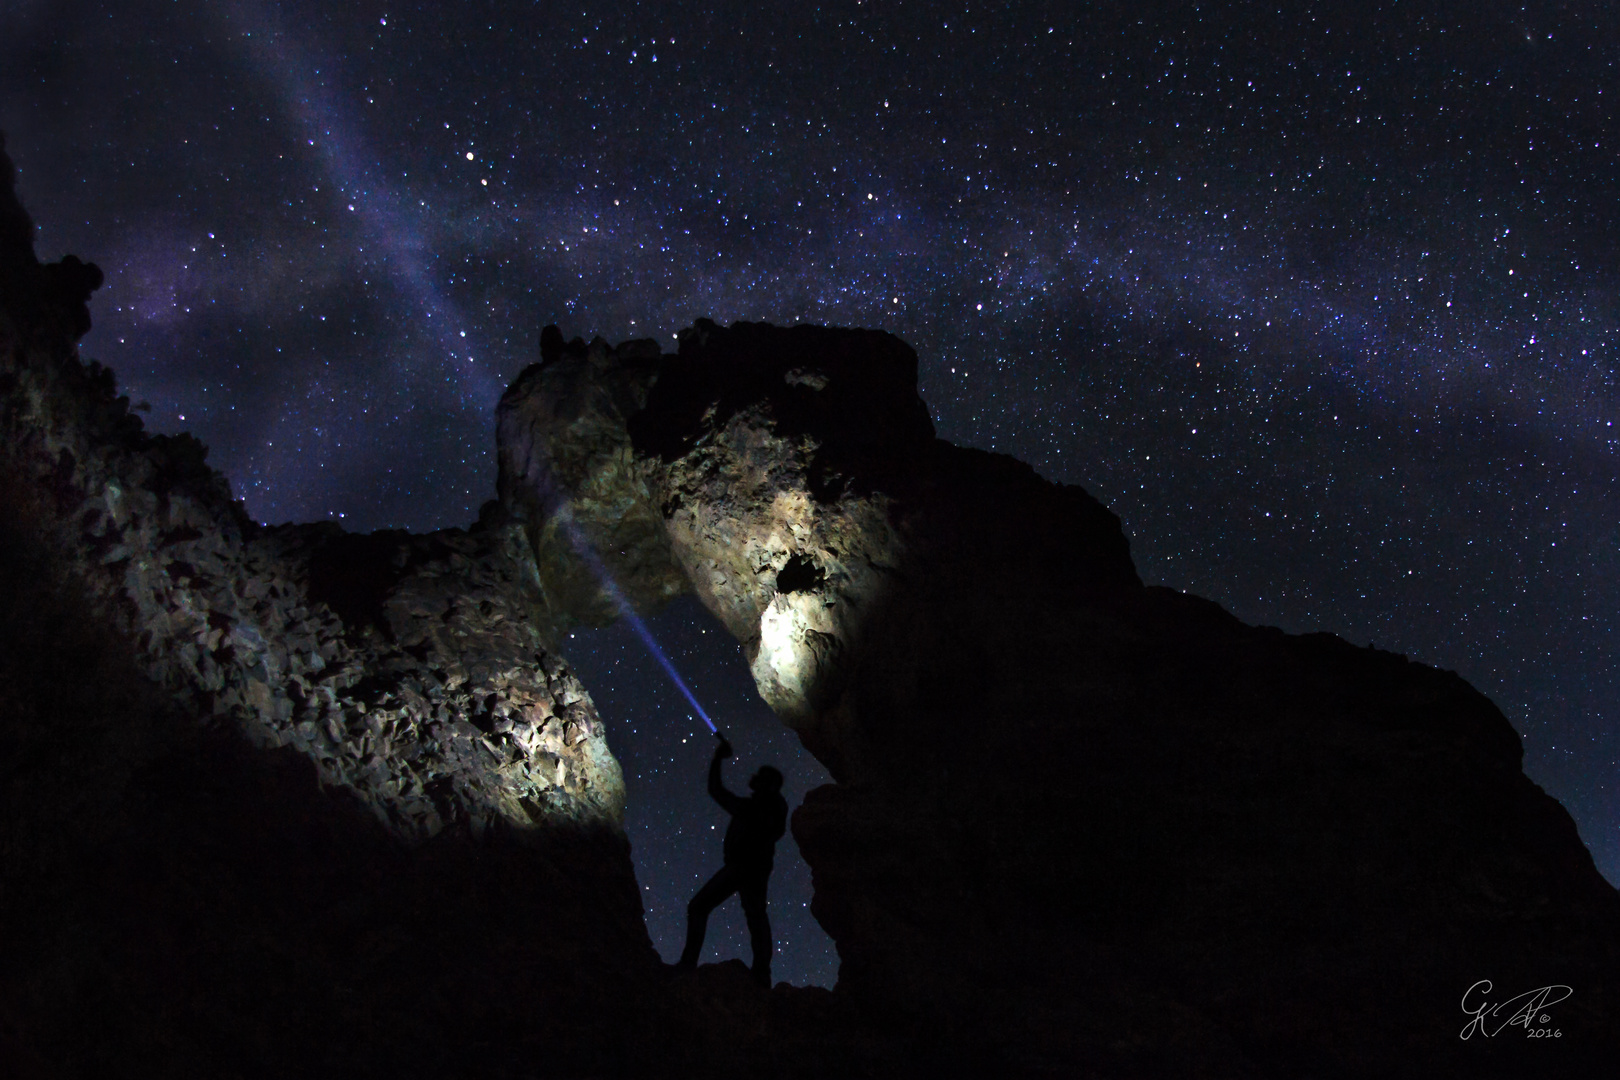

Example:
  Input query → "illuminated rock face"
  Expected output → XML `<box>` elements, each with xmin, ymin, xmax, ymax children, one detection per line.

<box><xmin>501</xmin><ymin>320</ymin><xmax>1142</xmax><ymax>776</ymax></box>
<box><xmin>0</xmin><ymin>383</ymin><xmax>627</xmax><ymax>839</ymax></box>
<box><xmin>0</xmin><ymin>146</ymin><xmax>623</xmax><ymax>840</ymax></box>
<box><xmin>635</xmin><ymin>327</ymin><xmax>926</xmax><ymax>755</ymax></box>
<box><xmin>500</xmin><ymin>319</ymin><xmax>1620</xmax><ymax>1075</ymax></box>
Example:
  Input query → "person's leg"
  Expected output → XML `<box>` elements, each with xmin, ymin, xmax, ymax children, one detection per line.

<box><xmin>678</xmin><ymin>866</ymin><xmax>738</xmax><ymax>969</ymax></box>
<box><xmin>739</xmin><ymin>875</ymin><xmax>772</xmax><ymax>986</ymax></box>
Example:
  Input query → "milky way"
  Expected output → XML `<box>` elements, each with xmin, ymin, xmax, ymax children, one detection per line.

<box><xmin>4</xmin><ymin>0</ymin><xmax>1616</xmax><ymax>985</ymax></box>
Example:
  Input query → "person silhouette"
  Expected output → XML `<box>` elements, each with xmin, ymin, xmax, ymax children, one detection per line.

<box><xmin>676</xmin><ymin>735</ymin><xmax>788</xmax><ymax>986</ymax></box>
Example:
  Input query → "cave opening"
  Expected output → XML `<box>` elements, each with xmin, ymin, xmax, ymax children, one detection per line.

<box><xmin>774</xmin><ymin>553</ymin><xmax>825</xmax><ymax>595</ymax></box>
<box><xmin>558</xmin><ymin>594</ymin><xmax>838</xmax><ymax>988</ymax></box>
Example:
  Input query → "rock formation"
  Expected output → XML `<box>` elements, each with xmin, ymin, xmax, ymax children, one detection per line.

<box><xmin>499</xmin><ymin>319</ymin><xmax>1620</xmax><ymax>1076</ymax></box>
<box><xmin>0</xmin><ymin>132</ymin><xmax>703</xmax><ymax>1077</ymax></box>
<box><xmin>0</xmin><ymin>143</ymin><xmax>621</xmax><ymax>839</ymax></box>
<box><xmin>6</xmin><ymin>119</ymin><xmax>1619</xmax><ymax>1075</ymax></box>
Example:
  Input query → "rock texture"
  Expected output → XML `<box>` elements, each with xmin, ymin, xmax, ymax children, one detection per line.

<box><xmin>0</xmin><ymin>148</ymin><xmax>620</xmax><ymax>839</ymax></box>
<box><xmin>500</xmin><ymin>319</ymin><xmax>1620</xmax><ymax>1076</ymax></box>
<box><xmin>497</xmin><ymin>330</ymin><xmax>686</xmax><ymax>637</ymax></box>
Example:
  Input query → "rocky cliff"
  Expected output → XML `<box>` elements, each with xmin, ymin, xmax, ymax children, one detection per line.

<box><xmin>0</xmin><ymin>135</ymin><xmax>850</xmax><ymax>1079</ymax></box>
<box><xmin>6</xmin><ymin>120</ymin><xmax>1619</xmax><ymax>1076</ymax></box>
<box><xmin>500</xmin><ymin>319</ymin><xmax>1620</xmax><ymax>1076</ymax></box>
<box><xmin>0</xmin><ymin>205</ymin><xmax>623</xmax><ymax>838</ymax></box>
<box><xmin>0</xmin><ymin>132</ymin><xmax>609</xmax><ymax>1074</ymax></box>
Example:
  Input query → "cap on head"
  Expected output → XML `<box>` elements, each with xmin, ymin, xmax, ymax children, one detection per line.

<box><xmin>750</xmin><ymin>765</ymin><xmax>784</xmax><ymax>792</ymax></box>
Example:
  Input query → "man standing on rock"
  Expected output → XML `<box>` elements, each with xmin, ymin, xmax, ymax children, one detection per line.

<box><xmin>676</xmin><ymin>735</ymin><xmax>788</xmax><ymax>987</ymax></box>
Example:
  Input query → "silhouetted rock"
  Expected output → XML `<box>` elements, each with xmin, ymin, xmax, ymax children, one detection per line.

<box><xmin>499</xmin><ymin>321</ymin><xmax>1620</xmax><ymax>1076</ymax></box>
<box><xmin>7</xmin><ymin>116</ymin><xmax>1618</xmax><ymax>1074</ymax></box>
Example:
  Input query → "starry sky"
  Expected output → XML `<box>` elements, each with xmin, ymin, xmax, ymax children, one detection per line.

<box><xmin>3</xmin><ymin>0</ymin><xmax>1617</xmax><ymax>986</ymax></box>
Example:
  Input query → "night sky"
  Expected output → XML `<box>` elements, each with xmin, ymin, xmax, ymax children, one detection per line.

<box><xmin>3</xmin><ymin>1</ymin><xmax>1617</xmax><ymax>986</ymax></box>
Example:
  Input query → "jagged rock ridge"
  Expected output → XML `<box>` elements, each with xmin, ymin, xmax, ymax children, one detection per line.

<box><xmin>0</xmin><ymin>141</ymin><xmax>622</xmax><ymax>838</ymax></box>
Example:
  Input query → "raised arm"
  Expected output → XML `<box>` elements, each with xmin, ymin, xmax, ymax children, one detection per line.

<box><xmin>708</xmin><ymin>737</ymin><xmax>743</xmax><ymax>813</ymax></box>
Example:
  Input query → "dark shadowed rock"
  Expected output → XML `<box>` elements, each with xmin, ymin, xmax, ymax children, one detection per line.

<box><xmin>498</xmin><ymin>321</ymin><xmax>1620</xmax><ymax>1076</ymax></box>
<box><xmin>7</xmin><ymin>117</ymin><xmax>1618</xmax><ymax>1074</ymax></box>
